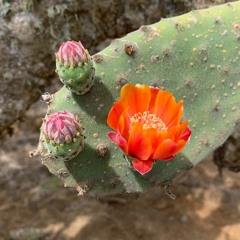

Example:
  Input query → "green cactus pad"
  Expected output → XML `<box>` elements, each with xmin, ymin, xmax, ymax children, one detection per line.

<box><xmin>38</xmin><ymin>2</ymin><xmax>240</xmax><ymax>195</ymax></box>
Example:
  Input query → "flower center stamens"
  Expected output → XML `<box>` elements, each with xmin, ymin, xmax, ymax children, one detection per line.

<box><xmin>130</xmin><ymin>111</ymin><xmax>167</xmax><ymax>131</ymax></box>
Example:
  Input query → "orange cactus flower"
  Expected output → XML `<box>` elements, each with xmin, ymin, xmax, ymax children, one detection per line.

<box><xmin>107</xmin><ymin>84</ymin><xmax>191</xmax><ymax>175</ymax></box>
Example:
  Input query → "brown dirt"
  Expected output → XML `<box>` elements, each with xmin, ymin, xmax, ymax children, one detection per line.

<box><xmin>0</xmin><ymin>82</ymin><xmax>239</xmax><ymax>240</ymax></box>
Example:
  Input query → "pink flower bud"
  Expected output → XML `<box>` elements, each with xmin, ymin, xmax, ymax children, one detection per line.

<box><xmin>56</xmin><ymin>41</ymin><xmax>88</xmax><ymax>67</ymax></box>
<box><xmin>44</xmin><ymin>111</ymin><xmax>81</xmax><ymax>144</ymax></box>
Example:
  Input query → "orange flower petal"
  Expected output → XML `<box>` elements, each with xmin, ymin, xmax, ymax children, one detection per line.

<box><xmin>141</xmin><ymin>128</ymin><xmax>170</xmax><ymax>158</ymax></box>
<box><xmin>132</xmin><ymin>159</ymin><xmax>154</xmax><ymax>175</ymax></box>
<box><xmin>148</xmin><ymin>87</ymin><xmax>159</xmax><ymax>113</ymax></box>
<box><xmin>128</xmin><ymin>123</ymin><xmax>152</xmax><ymax>160</ymax></box>
<box><xmin>117</xmin><ymin>109</ymin><xmax>130</xmax><ymax>139</ymax></box>
<box><xmin>166</xmin><ymin>101</ymin><xmax>183</xmax><ymax>128</ymax></box>
<box><xmin>107</xmin><ymin>100</ymin><xmax>127</xmax><ymax>130</ymax></box>
<box><xmin>107</xmin><ymin>131</ymin><xmax>128</xmax><ymax>153</ymax></box>
<box><xmin>121</xmin><ymin>84</ymin><xmax>151</xmax><ymax>115</ymax></box>
<box><xmin>154</xmin><ymin>91</ymin><xmax>183</xmax><ymax>127</ymax></box>
<box><xmin>180</xmin><ymin>126</ymin><xmax>192</xmax><ymax>141</ymax></box>
<box><xmin>175</xmin><ymin>139</ymin><xmax>187</xmax><ymax>155</ymax></box>
<box><xmin>153</xmin><ymin>139</ymin><xmax>177</xmax><ymax>160</ymax></box>
<box><xmin>168</xmin><ymin>120</ymin><xmax>188</xmax><ymax>141</ymax></box>
<box><xmin>142</xmin><ymin>128</ymin><xmax>160</xmax><ymax>152</ymax></box>
<box><xmin>154</xmin><ymin>90</ymin><xmax>175</xmax><ymax>117</ymax></box>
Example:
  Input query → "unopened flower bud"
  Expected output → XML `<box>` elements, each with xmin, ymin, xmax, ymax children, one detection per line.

<box><xmin>44</xmin><ymin>111</ymin><xmax>81</xmax><ymax>144</ymax></box>
<box><xmin>55</xmin><ymin>40</ymin><xmax>95</xmax><ymax>95</ymax></box>
<box><xmin>56</xmin><ymin>41</ymin><xmax>88</xmax><ymax>67</ymax></box>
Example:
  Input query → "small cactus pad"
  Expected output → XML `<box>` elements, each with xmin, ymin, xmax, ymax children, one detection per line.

<box><xmin>56</xmin><ymin>41</ymin><xmax>95</xmax><ymax>95</ymax></box>
<box><xmin>37</xmin><ymin>2</ymin><xmax>240</xmax><ymax>195</ymax></box>
<box><xmin>41</xmin><ymin>111</ymin><xmax>84</xmax><ymax>160</ymax></box>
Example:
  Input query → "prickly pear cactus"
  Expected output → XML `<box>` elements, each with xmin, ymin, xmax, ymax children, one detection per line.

<box><xmin>33</xmin><ymin>2</ymin><xmax>240</xmax><ymax>195</ymax></box>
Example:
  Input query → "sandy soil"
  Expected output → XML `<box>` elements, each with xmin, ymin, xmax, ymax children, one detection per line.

<box><xmin>0</xmin><ymin>83</ymin><xmax>240</xmax><ymax>240</ymax></box>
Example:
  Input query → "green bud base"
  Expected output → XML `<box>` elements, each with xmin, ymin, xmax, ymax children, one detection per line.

<box><xmin>41</xmin><ymin>131</ymin><xmax>84</xmax><ymax>161</ymax></box>
<box><xmin>56</xmin><ymin>60</ymin><xmax>95</xmax><ymax>95</ymax></box>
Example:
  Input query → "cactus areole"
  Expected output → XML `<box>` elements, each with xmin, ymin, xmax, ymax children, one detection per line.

<box><xmin>33</xmin><ymin>1</ymin><xmax>240</xmax><ymax>195</ymax></box>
